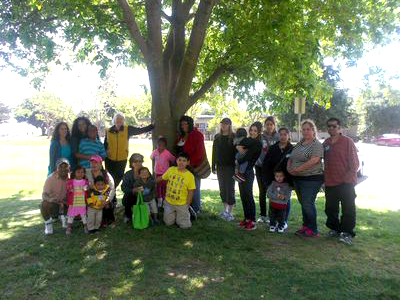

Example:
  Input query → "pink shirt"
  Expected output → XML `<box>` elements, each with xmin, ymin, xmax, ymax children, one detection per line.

<box><xmin>150</xmin><ymin>149</ymin><xmax>176</xmax><ymax>175</ymax></box>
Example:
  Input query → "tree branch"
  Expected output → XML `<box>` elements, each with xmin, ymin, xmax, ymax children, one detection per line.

<box><xmin>116</xmin><ymin>0</ymin><xmax>149</xmax><ymax>62</ymax></box>
<box><xmin>161</xmin><ymin>10</ymin><xmax>173</xmax><ymax>23</ymax></box>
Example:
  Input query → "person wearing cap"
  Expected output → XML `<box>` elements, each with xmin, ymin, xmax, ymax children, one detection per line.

<box><xmin>212</xmin><ymin>118</ymin><xmax>236</xmax><ymax>221</ymax></box>
<box><xmin>85</xmin><ymin>155</ymin><xmax>116</xmax><ymax>226</ymax></box>
<box><xmin>176</xmin><ymin>115</ymin><xmax>207</xmax><ymax>214</ymax></box>
<box><xmin>121</xmin><ymin>153</ymin><xmax>144</xmax><ymax>223</ymax></box>
<box><xmin>104</xmin><ymin>112</ymin><xmax>154</xmax><ymax>190</ymax></box>
<box><xmin>41</xmin><ymin>158</ymin><xmax>70</xmax><ymax>235</ymax></box>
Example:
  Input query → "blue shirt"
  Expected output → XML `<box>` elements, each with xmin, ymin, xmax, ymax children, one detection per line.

<box><xmin>78</xmin><ymin>138</ymin><xmax>107</xmax><ymax>169</ymax></box>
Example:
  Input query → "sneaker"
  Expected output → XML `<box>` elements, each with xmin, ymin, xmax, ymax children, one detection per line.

<box><xmin>325</xmin><ymin>230</ymin><xmax>340</xmax><ymax>238</ymax></box>
<box><xmin>295</xmin><ymin>226</ymin><xmax>308</xmax><ymax>236</ymax></box>
<box><xmin>226</xmin><ymin>213</ymin><xmax>235</xmax><ymax>222</ymax></box>
<box><xmin>239</xmin><ymin>220</ymin><xmax>248</xmax><ymax>228</ymax></box>
<box><xmin>123</xmin><ymin>216</ymin><xmax>130</xmax><ymax>224</ymax></box>
<box><xmin>245</xmin><ymin>221</ymin><xmax>257</xmax><ymax>231</ymax></box>
<box><xmin>44</xmin><ymin>222</ymin><xmax>53</xmax><ymax>235</ymax></box>
<box><xmin>277</xmin><ymin>224</ymin><xmax>285</xmax><ymax>233</ymax></box>
<box><xmin>269</xmin><ymin>225</ymin><xmax>276</xmax><ymax>232</ymax></box>
<box><xmin>339</xmin><ymin>232</ymin><xmax>353</xmax><ymax>245</ymax></box>
<box><xmin>299</xmin><ymin>228</ymin><xmax>320</xmax><ymax>238</ymax></box>
<box><xmin>283</xmin><ymin>222</ymin><xmax>288</xmax><ymax>230</ymax></box>
<box><xmin>189</xmin><ymin>206</ymin><xmax>197</xmax><ymax>221</ymax></box>
<box><xmin>257</xmin><ymin>216</ymin><xmax>269</xmax><ymax>223</ymax></box>
<box><xmin>83</xmin><ymin>225</ymin><xmax>89</xmax><ymax>234</ymax></box>
<box><xmin>219</xmin><ymin>211</ymin><xmax>229</xmax><ymax>220</ymax></box>
<box><xmin>60</xmin><ymin>215</ymin><xmax>67</xmax><ymax>228</ymax></box>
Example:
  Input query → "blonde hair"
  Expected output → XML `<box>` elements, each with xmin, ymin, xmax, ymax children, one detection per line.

<box><xmin>301</xmin><ymin>119</ymin><xmax>317</xmax><ymax>138</ymax></box>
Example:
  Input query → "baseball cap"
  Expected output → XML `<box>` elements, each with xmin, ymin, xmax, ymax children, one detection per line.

<box><xmin>220</xmin><ymin>118</ymin><xmax>232</xmax><ymax>125</ymax></box>
<box><xmin>56</xmin><ymin>158</ymin><xmax>70</xmax><ymax>168</ymax></box>
<box><xmin>89</xmin><ymin>155</ymin><xmax>103</xmax><ymax>163</ymax></box>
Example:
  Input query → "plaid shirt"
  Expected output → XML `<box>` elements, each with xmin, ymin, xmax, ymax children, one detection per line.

<box><xmin>323</xmin><ymin>134</ymin><xmax>359</xmax><ymax>187</ymax></box>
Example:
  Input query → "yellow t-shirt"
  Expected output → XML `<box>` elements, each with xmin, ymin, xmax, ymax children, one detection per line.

<box><xmin>162</xmin><ymin>167</ymin><xmax>196</xmax><ymax>205</ymax></box>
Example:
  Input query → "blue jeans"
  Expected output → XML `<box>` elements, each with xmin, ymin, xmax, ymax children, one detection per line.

<box><xmin>191</xmin><ymin>176</ymin><xmax>201</xmax><ymax>213</ymax></box>
<box><xmin>238</xmin><ymin>169</ymin><xmax>256</xmax><ymax>221</ymax></box>
<box><xmin>293</xmin><ymin>178</ymin><xmax>323</xmax><ymax>232</ymax></box>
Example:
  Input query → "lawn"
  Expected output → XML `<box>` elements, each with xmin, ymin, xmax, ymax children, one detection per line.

<box><xmin>0</xmin><ymin>138</ymin><xmax>399</xmax><ymax>300</ymax></box>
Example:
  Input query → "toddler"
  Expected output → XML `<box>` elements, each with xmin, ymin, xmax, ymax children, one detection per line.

<box><xmin>150</xmin><ymin>137</ymin><xmax>175</xmax><ymax>207</ymax></box>
<box><xmin>267</xmin><ymin>169</ymin><xmax>292</xmax><ymax>233</ymax></box>
<box><xmin>133</xmin><ymin>167</ymin><xmax>159</xmax><ymax>225</ymax></box>
<box><xmin>87</xmin><ymin>175</ymin><xmax>110</xmax><ymax>233</ymax></box>
<box><xmin>66</xmin><ymin>165</ymin><xmax>89</xmax><ymax>235</ymax></box>
<box><xmin>233</xmin><ymin>128</ymin><xmax>249</xmax><ymax>182</ymax></box>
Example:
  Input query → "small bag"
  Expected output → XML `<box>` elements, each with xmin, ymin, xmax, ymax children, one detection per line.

<box><xmin>132</xmin><ymin>192</ymin><xmax>149</xmax><ymax>230</ymax></box>
<box><xmin>192</xmin><ymin>156</ymin><xmax>211</xmax><ymax>179</ymax></box>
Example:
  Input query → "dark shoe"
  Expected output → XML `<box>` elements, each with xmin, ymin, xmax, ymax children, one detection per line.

<box><xmin>189</xmin><ymin>206</ymin><xmax>197</xmax><ymax>221</ymax></box>
<box><xmin>325</xmin><ymin>230</ymin><xmax>340</xmax><ymax>238</ymax></box>
<box><xmin>339</xmin><ymin>232</ymin><xmax>353</xmax><ymax>245</ymax></box>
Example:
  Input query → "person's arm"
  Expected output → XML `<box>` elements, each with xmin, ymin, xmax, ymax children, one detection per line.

<box><xmin>289</xmin><ymin>157</ymin><xmax>321</xmax><ymax>174</ymax></box>
<box><xmin>236</xmin><ymin>141</ymin><xmax>261</xmax><ymax>165</ymax></box>
<box><xmin>159</xmin><ymin>167</ymin><xmax>171</xmax><ymax>183</ymax></box>
<box><xmin>98</xmin><ymin>141</ymin><xmax>107</xmax><ymax>159</ymax></box>
<box><xmin>107</xmin><ymin>172</ymin><xmax>116</xmax><ymax>200</ymax></box>
<box><xmin>344</xmin><ymin>139</ymin><xmax>360</xmax><ymax>183</ymax></box>
<box><xmin>266</xmin><ymin>182</ymin><xmax>277</xmax><ymax>199</ymax></box>
<box><xmin>121</xmin><ymin>172</ymin><xmax>133</xmax><ymax>195</ymax></box>
<box><xmin>127</xmin><ymin>124</ymin><xmax>154</xmax><ymax>137</ymax></box>
<box><xmin>48</xmin><ymin>141</ymin><xmax>57</xmax><ymax>174</ymax></box>
<box><xmin>211</xmin><ymin>136</ymin><xmax>218</xmax><ymax>173</ymax></box>
<box><xmin>42</xmin><ymin>176</ymin><xmax>53</xmax><ymax>202</ymax></box>
<box><xmin>76</xmin><ymin>140</ymin><xmax>94</xmax><ymax>160</ymax></box>
<box><xmin>186</xmin><ymin>190</ymin><xmax>195</xmax><ymax>205</ymax></box>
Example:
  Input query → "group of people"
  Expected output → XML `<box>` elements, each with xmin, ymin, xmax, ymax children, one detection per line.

<box><xmin>41</xmin><ymin>113</ymin><xmax>359</xmax><ymax>245</ymax></box>
<box><xmin>212</xmin><ymin>116</ymin><xmax>359</xmax><ymax>244</ymax></box>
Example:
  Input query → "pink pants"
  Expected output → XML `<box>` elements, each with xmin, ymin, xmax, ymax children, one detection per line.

<box><xmin>156</xmin><ymin>174</ymin><xmax>167</xmax><ymax>200</ymax></box>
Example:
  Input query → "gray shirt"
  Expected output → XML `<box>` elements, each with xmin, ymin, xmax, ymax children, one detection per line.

<box><xmin>287</xmin><ymin>139</ymin><xmax>324</xmax><ymax>176</ymax></box>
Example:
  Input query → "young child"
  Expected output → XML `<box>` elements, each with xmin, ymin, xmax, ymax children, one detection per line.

<box><xmin>150</xmin><ymin>137</ymin><xmax>175</xmax><ymax>207</ymax></box>
<box><xmin>66</xmin><ymin>165</ymin><xmax>89</xmax><ymax>235</ymax></box>
<box><xmin>158</xmin><ymin>152</ymin><xmax>196</xmax><ymax>229</ymax></box>
<box><xmin>133</xmin><ymin>167</ymin><xmax>159</xmax><ymax>225</ymax></box>
<box><xmin>87</xmin><ymin>175</ymin><xmax>110</xmax><ymax>233</ymax></box>
<box><xmin>78</xmin><ymin>125</ymin><xmax>107</xmax><ymax>169</ymax></box>
<box><xmin>233</xmin><ymin>129</ymin><xmax>250</xmax><ymax>182</ymax></box>
<box><xmin>267</xmin><ymin>169</ymin><xmax>292</xmax><ymax>233</ymax></box>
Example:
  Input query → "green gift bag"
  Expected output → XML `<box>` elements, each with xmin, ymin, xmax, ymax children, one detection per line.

<box><xmin>132</xmin><ymin>192</ymin><xmax>150</xmax><ymax>230</ymax></box>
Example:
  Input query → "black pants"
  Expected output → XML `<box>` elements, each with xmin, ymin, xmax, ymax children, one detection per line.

<box><xmin>216</xmin><ymin>165</ymin><xmax>236</xmax><ymax>205</ymax></box>
<box><xmin>102</xmin><ymin>204</ymin><xmax>115</xmax><ymax>224</ymax></box>
<box><xmin>255</xmin><ymin>166</ymin><xmax>268</xmax><ymax>217</ymax></box>
<box><xmin>269</xmin><ymin>204</ymin><xmax>286</xmax><ymax>227</ymax></box>
<box><xmin>124</xmin><ymin>194</ymin><xmax>137</xmax><ymax>220</ymax></box>
<box><xmin>105</xmin><ymin>158</ymin><xmax>127</xmax><ymax>188</ymax></box>
<box><xmin>238</xmin><ymin>169</ymin><xmax>256</xmax><ymax>221</ymax></box>
<box><xmin>325</xmin><ymin>183</ymin><xmax>357</xmax><ymax>237</ymax></box>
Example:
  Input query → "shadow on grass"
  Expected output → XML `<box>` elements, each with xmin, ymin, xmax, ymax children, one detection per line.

<box><xmin>0</xmin><ymin>190</ymin><xmax>399</xmax><ymax>300</ymax></box>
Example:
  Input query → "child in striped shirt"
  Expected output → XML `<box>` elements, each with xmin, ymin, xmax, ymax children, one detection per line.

<box><xmin>77</xmin><ymin>125</ymin><xmax>107</xmax><ymax>169</ymax></box>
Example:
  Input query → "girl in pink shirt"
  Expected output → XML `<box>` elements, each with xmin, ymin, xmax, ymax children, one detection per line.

<box><xmin>150</xmin><ymin>137</ymin><xmax>176</xmax><ymax>206</ymax></box>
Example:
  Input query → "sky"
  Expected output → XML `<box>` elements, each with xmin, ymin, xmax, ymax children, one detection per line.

<box><xmin>0</xmin><ymin>41</ymin><xmax>399</xmax><ymax>111</ymax></box>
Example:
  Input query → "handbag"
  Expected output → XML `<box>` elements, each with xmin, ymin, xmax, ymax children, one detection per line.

<box><xmin>132</xmin><ymin>192</ymin><xmax>149</xmax><ymax>230</ymax></box>
<box><xmin>192</xmin><ymin>156</ymin><xmax>211</xmax><ymax>179</ymax></box>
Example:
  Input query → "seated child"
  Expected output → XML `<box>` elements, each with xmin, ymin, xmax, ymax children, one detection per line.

<box><xmin>267</xmin><ymin>169</ymin><xmax>292</xmax><ymax>233</ymax></box>
<box><xmin>77</xmin><ymin>125</ymin><xmax>107</xmax><ymax>169</ymax></box>
<box><xmin>66</xmin><ymin>165</ymin><xmax>89</xmax><ymax>235</ymax></box>
<box><xmin>87</xmin><ymin>175</ymin><xmax>111</xmax><ymax>233</ymax></box>
<box><xmin>133</xmin><ymin>167</ymin><xmax>159</xmax><ymax>225</ymax></box>
<box><xmin>157</xmin><ymin>152</ymin><xmax>196</xmax><ymax>229</ymax></box>
<box><xmin>150</xmin><ymin>137</ymin><xmax>175</xmax><ymax>207</ymax></box>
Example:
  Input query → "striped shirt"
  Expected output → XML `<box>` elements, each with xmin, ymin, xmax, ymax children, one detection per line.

<box><xmin>288</xmin><ymin>139</ymin><xmax>324</xmax><ymax>177</ymax></box>
<box><xmin>79</xmin><ymin>138</ymin><xmax>107</xmax><ymax>169</ymax></box>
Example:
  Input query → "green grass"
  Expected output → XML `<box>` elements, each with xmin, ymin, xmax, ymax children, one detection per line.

<box><xmin>0</xmin><ymin>138</ymin><xmax>400</xmax><ymax>300</ymax></box>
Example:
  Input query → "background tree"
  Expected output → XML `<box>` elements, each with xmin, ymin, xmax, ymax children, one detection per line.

<box><xmin>0</xmin><ymin>102</ymin><xmax>11</xmax><ymax>124</ymax></box>
<box><xmin>14</xmin><ymin>93</ymin><xmax>74</xmax><ymax>136</ymax></box>
<box><xmin>1</xmin><ymin>0</ymin><xmax>399</xmax><ymax>148</ymax></box>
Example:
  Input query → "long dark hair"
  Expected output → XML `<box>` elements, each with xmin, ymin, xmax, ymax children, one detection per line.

<box><xmin>71</xmin><ymin>116</ymin><xmax>92</xmax><ymax>139</ymax></box>
<box><xmin>51</xmin><ymin>122</ymin><xmax>71</xmax><ymax>142</ymax></box>
<box><xmin>179</xmin><ymin>115</ymin><xmax>194</xmax><ymax>136</ymax></box>
<box><xmin>264</xmin><ymin>116</ymin><xmax>277</xmax><ymax>135</ymax></box>
<box><xmin>250</xmin><ymin>121</ymin><xmax>262</xmax><ymax>140</ymax></box>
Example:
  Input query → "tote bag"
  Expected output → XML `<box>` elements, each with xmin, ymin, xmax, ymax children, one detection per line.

<box><xmin>192</xmin><ymin>156</ymin><xmax>211</xmax><ymax>179</ymax></box>
<box><xmin>132</xmin><ymin>192</ymin><xmax>150</xmax><ymax>230</ymax></box>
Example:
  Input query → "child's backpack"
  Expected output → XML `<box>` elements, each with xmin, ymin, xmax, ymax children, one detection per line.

<box><xmin>132</xmin><ymin>192</ymin><xmax>149</xmax><ymax>230</ymax></box>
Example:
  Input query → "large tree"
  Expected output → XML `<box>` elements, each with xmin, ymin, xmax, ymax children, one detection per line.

<box><xmin>1</xmin><ymin>0</ymin><xmax>399</xmax><ymax>146</ymax></box>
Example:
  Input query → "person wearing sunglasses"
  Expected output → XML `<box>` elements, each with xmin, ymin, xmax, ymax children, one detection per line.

<box><xmin>121</xmin><ymin>153</ymin><xmax>145</xmax><ymax>223</ymax></box>
<box><xmin>323</xmin><ymin>118</ymin><xmax>359</xmax><ymax>245</ymax></box>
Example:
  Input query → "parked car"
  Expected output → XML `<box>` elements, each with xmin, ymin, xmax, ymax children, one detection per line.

<box><xmin>375</xmin><ymin>134</ymin><xmax>400</xmax><ymax>146</ymax></box>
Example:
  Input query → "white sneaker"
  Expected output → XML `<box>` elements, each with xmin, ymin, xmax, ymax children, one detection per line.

<box><xmin>283</xmin><ymin>222</ymin><xmax>288</xmax><ymax>230</ymax></box>
<box><xmin>44</xmin><ymin>221</ymin><xmax>53</xmax><ymax>235</ymax></box>
<box><xmin>60</xmin><ymin>215</ymin><xmax>68</xmax><ymax>228</ymax></box>
<box><xmin>277</xmin><ymin>225</ymin><xmax>285</xmax><ymax>233</ymax></box>
<box><xmin>226</xmin><ymin>213</ymin><xmax>235</xmax><ymax>222</ymax></box>
<box><xmin>269</xmin><ymin>225</ymin><xmax>276</xmax><ymax>232</ymax></box>
<box><xmin>257</xmin><ymin>216</ymin><xmax>269</xmax><ymax>223</ymax></box>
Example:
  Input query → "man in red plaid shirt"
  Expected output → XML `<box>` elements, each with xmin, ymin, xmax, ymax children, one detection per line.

<box><xmin>323</xmin><ymin>117</ymin><xmax>359</xmax><ymax>245</ymax></box>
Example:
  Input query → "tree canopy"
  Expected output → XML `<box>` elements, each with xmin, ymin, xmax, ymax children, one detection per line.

<box><xmin>1</xmin><ymin>0</ymin><xmax>399</xmax><ymax>144</ymax></box>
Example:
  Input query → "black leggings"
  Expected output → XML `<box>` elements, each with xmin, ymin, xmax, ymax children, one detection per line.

<box><xmin>255</xmin><ymin>166</ymin><xmax>269</xmax><ymax>217</ymax></box>
<box><xmin>238</xmin><ymin>169</ymin><xmax>256</xmax><ymax>221</ymax></box>
<box><xmin>105</xmin><ymin>158</ymin><xmax>127</xmax><ymax>188</ymax></box>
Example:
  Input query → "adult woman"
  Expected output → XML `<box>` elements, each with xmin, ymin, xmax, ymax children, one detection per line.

<box><xmin>48</xmin><ymin>122</ymin><xmax>72</xmax><ymax>175</ymax></box>
<box><xmin>237</xmin><ymin>122</ymin><xmax>262</xmax><ymax>231</ymax></box>
<box><xmin>121</xmin><ymin>153</ymin><xmax>144</xmax><ymax>223</ymax></box>
<box><xmin>263</xmin><ymin>127</ymin><xmax>294</xmax><ymax>228</ymax></box>
<box><xmin>104</xmin><ymin>112</ymin><xmax>154</xmax><ymax>189</ymax></box>
<box><xmin>85</xmin><ymin>155</ymin><xmax>116</xmax><ymax>226</ymax></box>
<box><xmin>176</xmin><ymin>115</ymin><xmax>207</xmax><ymax>214</ymax></box>
<box><xmin>255</xmin><ymin>116</ymin><xmax>279</xmax><ymax>223</ymax></box>
<box><xmin>287</xmin><ymin>119</ymin><xmax>324</xmax><ymax>237</ymax></box>
<box><xmin>211</xmin><ymin>118</ymin><xmax>236</xmax><ymax>221</ymax></box>
<box><xmin>70</xmin><ymin>116</ymin><xmax>92</xmax><ymax>170</ymax></box>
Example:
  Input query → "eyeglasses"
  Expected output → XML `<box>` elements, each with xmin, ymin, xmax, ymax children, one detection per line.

<box><xmin>133</xmin><ymin>160</ymin><xmax>143</xmax><ymax>163</ymax></box>
<box><xmin>327</xmin><ymin>124</ymin><xmax>338</xmax><ymax>128</ymax></box>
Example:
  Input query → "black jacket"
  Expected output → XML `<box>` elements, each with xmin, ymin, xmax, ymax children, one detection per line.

<box><xmin>263</xmin><ymin>142</ymin><xmax>294</xmax><ymax>186</ymax></box>
<box><xmin>237</xmin><ymin>138</ymin><xmax>262</xmax><ymax>172</ymax></box>
<box><xmin>212</xmin><ymin>133</ymin><xmax>236</xmax><ymax>172</ymax></box>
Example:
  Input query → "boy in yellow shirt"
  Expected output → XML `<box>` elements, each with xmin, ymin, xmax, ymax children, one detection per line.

<box><xmin>87</xmin><ymin>175</ymin><xmax>110</xmax><ymax>233</ymax></box>
<box><xmin>159</xmin><ymin>152</ymin><xmax>196</xmax><ymax>228</ymax></box>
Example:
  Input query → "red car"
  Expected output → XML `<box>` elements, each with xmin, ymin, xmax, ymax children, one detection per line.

<box><xmin>375</xmin><ymin>134</ymin><xmax>400</xmax><ymax>146</ymax></box>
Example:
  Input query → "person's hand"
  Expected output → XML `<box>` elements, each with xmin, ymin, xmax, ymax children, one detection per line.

<box><xmin>277</xmin><ymin>194</ymin><xmax>285</xmax><ymax>200</ymax></box>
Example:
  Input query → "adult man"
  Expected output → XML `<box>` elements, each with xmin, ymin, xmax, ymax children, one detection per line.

<box><xmin>40</xmin><ymin>158</ymin><xmax>70</xmax><ymax>235</ymax></box>
<box><xmin>323</xmin><ymin>118</ymin><xmax>359</xmax><ymax>245</ymax></box>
